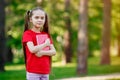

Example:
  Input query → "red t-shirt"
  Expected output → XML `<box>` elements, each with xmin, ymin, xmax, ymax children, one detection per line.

<box><xmin>22</xmin><ymin>30</ymin><xmax>52</xmax><ymax>74</ymax></box>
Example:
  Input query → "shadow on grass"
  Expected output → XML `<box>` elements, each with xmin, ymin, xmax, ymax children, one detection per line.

<box><xmin>50</xmin><ymin>66</ymin><xmax>77</xmax><ymax>80</ymax></box>
<box><xmin>1</xmin><ymin>57</ymin><xmax>120</xmax><ymax>80</ymax></box>
<box><xmin>51</xmin><ymin>65</ymin><xmax>120</xmax><ymax>80</ymax></box>
<box><xmin>0</xmin><ymin>69</ymin><xmax>26</xmax><ymax>80</ymax></box>
<box><xmin>0</xmin><ymin>63</ymin><xmax>26</xmax><ymax>80</ymax></box>
<box><xmin>51</xmin><ymin>60</ymin><xmax>120</xmax><ymax>80</ymax></box>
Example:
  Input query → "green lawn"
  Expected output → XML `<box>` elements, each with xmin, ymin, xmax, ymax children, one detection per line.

<box><xmin>0</xmin><ymin>56</ymin><xmax>120</xmax><ymax>80</ymax></box>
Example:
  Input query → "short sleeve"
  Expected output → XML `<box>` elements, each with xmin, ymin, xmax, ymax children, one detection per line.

<box><xmin>48</xmin><ymin>34</ymin><xmax>53</xmax><ymax>44</ymax></box>
<box><xmin>22</xmin><ymin>31</ymin><xmax>33</xmax><ymax>43</ymax></box>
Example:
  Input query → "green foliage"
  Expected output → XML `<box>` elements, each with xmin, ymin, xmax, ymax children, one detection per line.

<box><xmin>87</xmin><ymin>0</ymin><xmax>103</xmax><ymax>56</ymax></box>
<box><xmin>5</xmin><ymin>0</ymin><xmax>120</xmax><ymax>62</ymax></box>
<box><xmin>111</xmin><ymin>0</ymin><xmax>120</xmax><ymax>40</ymax></box>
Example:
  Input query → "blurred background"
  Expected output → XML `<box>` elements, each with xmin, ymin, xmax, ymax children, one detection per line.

<box><xmin>0</xmin><ymin>0</ymin><xmax>120</xmax><ymax>80</ymax></box>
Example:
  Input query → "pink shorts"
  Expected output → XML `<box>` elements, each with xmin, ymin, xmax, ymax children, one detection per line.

<box><xmin>26</xmin><ymin>72</ymin><xmax>49</xmax><ymax>80</ymax></box>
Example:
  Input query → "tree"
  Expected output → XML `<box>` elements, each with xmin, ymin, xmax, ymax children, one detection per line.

<box><xmin>100</xmin><ymin>0</ymin><xmax>111</xmax><ymax>65</ymax></box>
<box><xmin>77</xmin><ymin>0</ymin><xmax>88</xmax><ymax>74</ymax></box>
<box><xmin>0</xmin><ymin>0</ymin><xmax>6</xmax><ymax>72</ymax></box>
<box><xmin>63</xmin><ymin>0</ymin><xmax>72</xmax><ymax>63</ymax></box>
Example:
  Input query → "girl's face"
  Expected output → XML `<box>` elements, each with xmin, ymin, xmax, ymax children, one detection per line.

<box><xmin>30</xmin><ymin>10</ymin><xmax>45</xmax><ymax>29</ymax></box>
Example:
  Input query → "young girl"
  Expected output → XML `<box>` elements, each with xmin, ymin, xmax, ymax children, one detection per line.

<box><xmin>22</xmin><ymin>7</ymin><xmax>56</xmax><ymax>80</ymax></box>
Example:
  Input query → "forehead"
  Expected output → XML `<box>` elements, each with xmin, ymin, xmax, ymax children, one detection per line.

<box><xmin>32</xmin><ymin>10</ymin><xmax>45</xmax><ymax>16</ymax></box>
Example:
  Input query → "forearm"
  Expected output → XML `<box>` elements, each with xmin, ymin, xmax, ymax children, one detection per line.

<box><xmin>35</xmin><ymin>50</ymin><xmax>56</xmax><ymax>57</ymax></box>
<box><xmin>40</xmin><ymin>50</ymin><xmax>56</xmax><ymax>56</ymax></box>
<box><xmin>35</xmin><ymin>44</ymin><xmax>56</xmax><ymax>57</ymax></box>
<box><xmin>32</xmin><ymin>44</ymin><xmax>48</xmax><ymax>53</ymax></box>
<box><xmin>27</xmin><ymin>42</ymin><xmax>47</xmax><ymax>54</ymax></box>
<box><xmin>42</xmin><ymin>44</ymin><xmax>56</xmax><ymax>56</ymax></box>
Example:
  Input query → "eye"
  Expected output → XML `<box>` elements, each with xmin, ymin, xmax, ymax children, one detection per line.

<box><xmin>35</xmin><ymin>16</ymin><xmax>39</xmax><ymax>19</ymax></box>
<box><xmin>41</xmin><ymin>16</ymin><xmax>45</xmax><ymax>20</ymax></box>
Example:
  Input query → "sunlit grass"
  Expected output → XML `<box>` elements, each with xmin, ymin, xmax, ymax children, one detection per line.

<box><xmin>88</xmin><ymin>56</ymin><xmax>120</xmax><ymax>76</ymax></box>
<box><xmin>52</xmin><ymin>61</ymin><xmax>76</xmax><ymax>67</ymax></box>
<box><xmin>5</xmin><ymin>64</ymin><xmax>25</xmax><ymax>71</ymax></box>
<box><xmin>0</xmin><ymin>56</ymin><xmax>120</xmax><ymax>80</ymax></box>
<box><xmin>111</xmin><ymin>57</ymin><xmax>120</xmax><ymax>65</ymax></box>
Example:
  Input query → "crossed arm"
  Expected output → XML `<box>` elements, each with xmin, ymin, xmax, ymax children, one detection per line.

<box><xmin>26</xmin><ymin>39</ymin><xmax>56</xmax><ymax>57</ymax></box>
<box><xmin>35</xmin><ymin>44</ymin><xmax>56</xmax><ymax>57</ymax></box>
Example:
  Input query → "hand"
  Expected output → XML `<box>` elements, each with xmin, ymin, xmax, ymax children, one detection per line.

<box><xmin>35</xmin><ymin>51</ymin><xmax>43</xmax><ymax>57</ymax></box>
<box><xmin>45</xmin><ymin>39</ymin><xmax>50</xmax><ymax>46</ymax></box>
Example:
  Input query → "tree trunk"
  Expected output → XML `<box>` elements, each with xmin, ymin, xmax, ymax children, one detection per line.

<box><xmin>7</xmin><ymin>47</ymin><xmax>13</xmax><ymax>63</ymax></box>
<box><xmin>63</xmin><ymin>0</ymin><xmax>72</xmax><ymax>63</ymax></box>
<box><xmin>77</xmin><ymin>0</ymin><xmax>88</xmax><ymax>75</ymax></box>
<box><xmin>100</xmin><ymin>0</ymin><xmax>111</xmax><ymax>65</ymax></box>
<box><xmin>0</xmin><ymin>0</ymin><xmax>6</xmax><ymax>72</ymax></box>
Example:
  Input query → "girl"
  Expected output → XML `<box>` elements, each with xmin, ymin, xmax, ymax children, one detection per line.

<box><xmin>22</xmin><ymin>7</ymin><xmax>56</xmax><ymax>80</ymax></box>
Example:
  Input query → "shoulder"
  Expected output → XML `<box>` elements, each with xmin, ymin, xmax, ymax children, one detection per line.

<box><xmin>22</xmin><ymin>30</ymin><xmax>33</xmax><ymax>42</ymax></box>
<box><xmin>23</xmin><ymin>30</ymin><xmax>33</xmax><ymax>35</ymax></box>
<box><xmin>22</xmin><ymin>30</ymin><xmax>33</xmax><ymax>38</ymax></box>
<box><xmin>24</xmin><ymin>30</ymin><xmax>31</xmax><ymax>34</ymax></box>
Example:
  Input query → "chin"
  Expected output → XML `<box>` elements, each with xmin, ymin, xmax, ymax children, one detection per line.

<box><xmin>36</xmin><ymin>25</ymin><xmax>42</xmax><ymax>28</ymax></box>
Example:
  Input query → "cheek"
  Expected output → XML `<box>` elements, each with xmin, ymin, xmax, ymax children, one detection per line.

<box><xmin>43</xmin><ymin>19</ymin><xmax>45</xmax><ymax>23</ymax></box>
<box><xmin>30</xmin><ymin>17</ymin><xmax>35</xmax><ymax>23</ymax></box>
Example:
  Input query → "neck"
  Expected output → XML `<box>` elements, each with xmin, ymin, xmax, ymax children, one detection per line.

<box><xmin>31</xmin><ymin>27</ymin><xmax>41</xmax><ymax>33</ymax></box>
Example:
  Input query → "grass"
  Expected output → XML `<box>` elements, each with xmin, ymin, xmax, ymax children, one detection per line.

<box><xmin>0</xmin><ymin>56</ymin><xmax>120</xmax><ymax>80</ymax></box>
<box><xmin>0</xmin><ymin>64</ymin><xmax>26</xmax><ymax>80</ymax></box>
<box><xmin>88</xmin><ymin>57</ymin><xmax>120</xmax><ymax>75</ymax></box>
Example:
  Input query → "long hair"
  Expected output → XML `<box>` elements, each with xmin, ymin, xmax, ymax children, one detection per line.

<box><xmin>24</xmin><ymin>7</ymin><xmax>50</xmax><ymax>34</ymax></box>
<box><xmin>23</xmin><ymin>7</ymin><xmax>51</xmax><ymax>64</ymax></box>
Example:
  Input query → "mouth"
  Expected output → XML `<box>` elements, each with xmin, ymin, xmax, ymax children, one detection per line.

<box><xmin>37</xmin><ymin>23</ymin><xmax>43</xmax><ymax>25</ymax></box>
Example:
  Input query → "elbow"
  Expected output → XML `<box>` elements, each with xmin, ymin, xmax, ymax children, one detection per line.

<box><xmin>27</xmin><ymin>42</ymin><xmax>38</xmax><ymax>54</ymax></box>
<box><xmin>29</xmin><ymin>48</ymin><xmax>37</xmax><ymax>54</ymax></box>
<box><xmin>29</xmin><ymin>50</ymin><xmax>35</xmax><ymax>54</ymax></box>
<box><xmin>52</xmin><ymin>50</ymin><xmax>56</xmax><ymax>56</ymax></box>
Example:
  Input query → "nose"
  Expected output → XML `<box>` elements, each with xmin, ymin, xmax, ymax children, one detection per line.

<box><xmin>38</xmin><ymin>18</ymin><xmax>42</xmax><ymax>21</ymax></box>
<box><xmin>37</xmin><ymin>18</ymin><xmax>43</xmax><ymax>22</ymax></box>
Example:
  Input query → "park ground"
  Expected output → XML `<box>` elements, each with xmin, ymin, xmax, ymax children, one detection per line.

<box><xmin>58</xmin><ymin>73</ymin><xmax>120</xmax><ymax>80</ymax></box>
